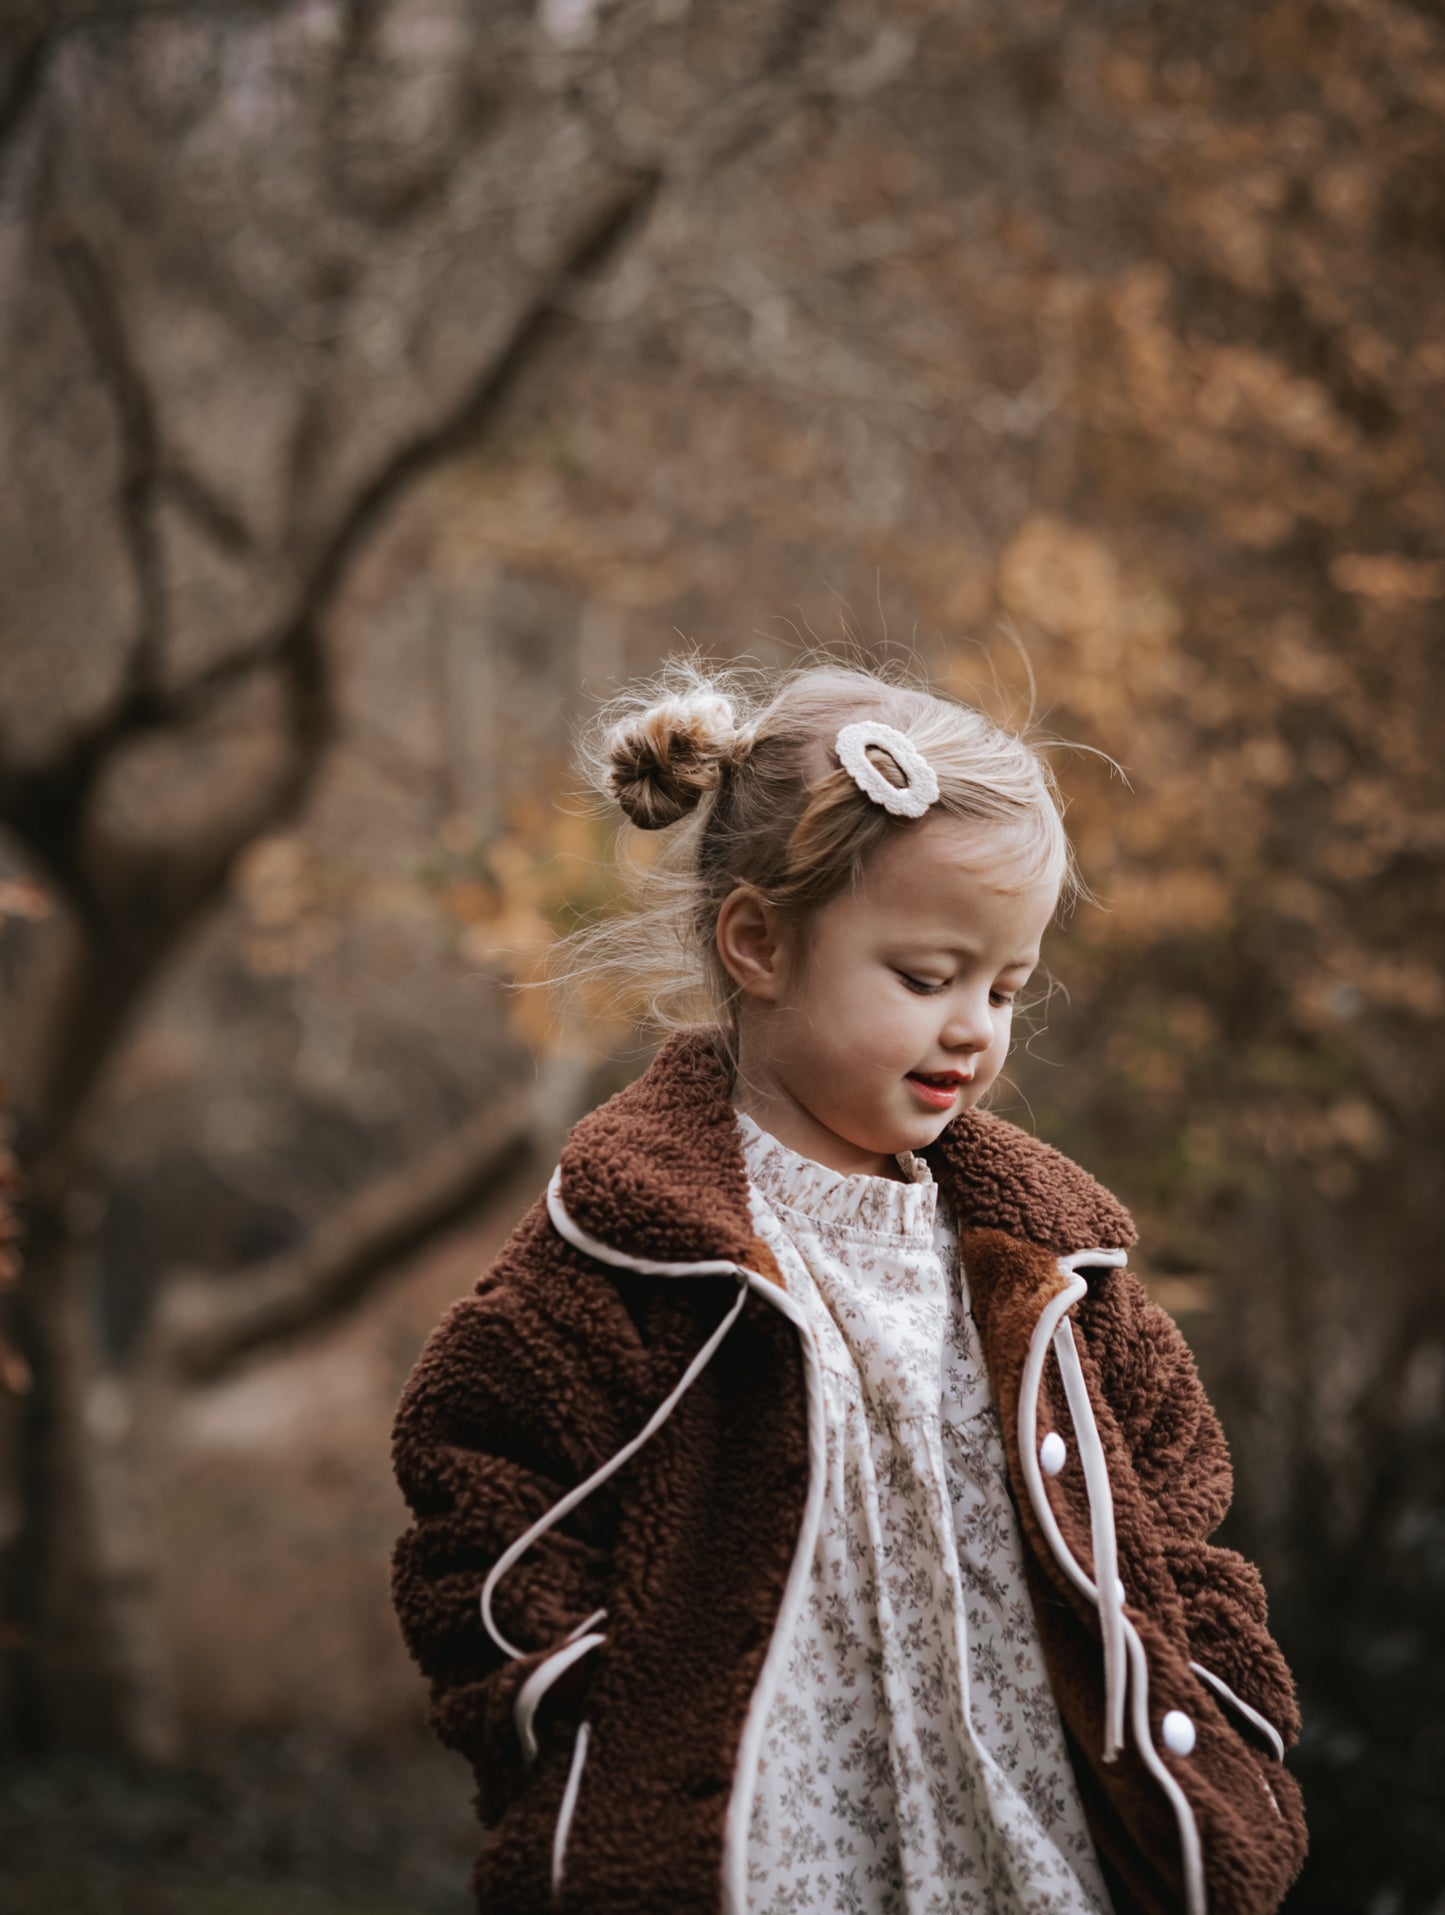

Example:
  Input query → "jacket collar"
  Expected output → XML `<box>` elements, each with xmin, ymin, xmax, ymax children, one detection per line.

<box><xmin>557</xmin><ymin>1030</ymin><xmax>1136</xmax><ymax>1275</ymax></box>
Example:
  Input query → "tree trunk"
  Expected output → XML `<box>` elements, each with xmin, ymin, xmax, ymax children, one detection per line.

<box><xmin>1</xmin><ymin>1195</ymin><xmax>139</xmax><ymax>1754</ymax></box>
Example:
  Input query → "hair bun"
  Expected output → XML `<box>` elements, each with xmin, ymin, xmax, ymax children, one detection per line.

<box><xmin>606</xmin><ymin>690</ymin><xmax>741</xmax><ymax>829</ymax></box>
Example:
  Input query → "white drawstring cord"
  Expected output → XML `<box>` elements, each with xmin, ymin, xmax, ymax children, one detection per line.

<box><xmin>515</xmin><ymin>1629</ymin><xmax>609</xmax><ymax>1766</ymax></box>
<box><xmin>1053</xmin><ymin>1314</ymin><xmax>1127</xmax><ymax>1761</ymax></box>
<box><xmin>473</xmin><ymin>1164</ymin><xmax>804</xmax><ymax>1905</ymax></box>
<box><xmin>1124</xmin><ymin>1612</ymin><xmax>1208</xmax><ymax>1914</ymax></box>
<box><xmin>565</xmin><ymin>1606</ymin><xmax>608</xmax><ymax>1643</ymax></box>
<box><xmin>512</xmin><ymin>1606</ymin><xmax>615</xmax><ymax>1767</ymax></box>
<box><xmin>492</xmin><ymin>1163</ymin><xmax>828</xmax><ymax>1915</ymax></box>
<box><xmin>1191</xmin><ymin>1659</ymin><xmax>1286</xmax><ymax>1764</ymax></box>
<box><xmin>1018</xmin><ymin>1250</ymin><xmax>1208</xmax><ymax>1915</ymax></box>
<box><xmin>480</xmin><ymin>1169</ymin><xmax>775</xmax><ymax>1662</ymax></box>
<box><xmin>479</xmin><ymin>1274</ymin><xmax>751</xmax><ymax>1661</ymax></box>
<box><xmin>1016</xmin><ymin>1267</ymin><xmax>1129</xmax><ymax>1756</ymax></box>
<box><xmin>545</xmin><ymin>1164</ymin><xmax>769</xmax><ymax>1280</ymax></box>
<box><xmin>551</xmin><ymin>1720</ymin><xmax>591</xmax><ymax>1896</ymax></box>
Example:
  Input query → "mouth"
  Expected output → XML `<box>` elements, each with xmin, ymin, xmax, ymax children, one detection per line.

<box><xmin>905</xmin><ymin>1070</ymin><xmax>973</xmax><ymax>1107</ymax></box>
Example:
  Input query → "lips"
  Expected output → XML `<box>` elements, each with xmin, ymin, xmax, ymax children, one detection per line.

<box><xmin>905</xmin><ymin>1069</ymin><xmax>973</xmax><ymax>1108</ymax></box>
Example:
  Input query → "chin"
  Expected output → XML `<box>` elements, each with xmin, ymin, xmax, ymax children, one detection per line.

<box><xmin>865</xmin><ymin>1125</ymin><xmax>923</xmax><ymax>1158</ymax></box>
<box><xmin>894</xmin><ymin>1117</ymin><xmax>946</xmax><ymax>1150</ymax></box>
<box><xmin>903</xmin><ymin>1103</ymin><xmax>960</xmax><ymax>1141</ymax></box>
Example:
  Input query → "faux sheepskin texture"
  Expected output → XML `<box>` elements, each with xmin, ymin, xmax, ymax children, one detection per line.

<box><xmin>390</xmin><ymin>1030</ymin><xmax>1308</xmax><ymax>1915</ymax></box>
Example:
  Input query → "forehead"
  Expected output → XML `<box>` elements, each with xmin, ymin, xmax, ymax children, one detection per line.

<box><xmin>846</xmin><ymin>816</ymin><xmax>1057</xmax><ymax>943</ymax></box>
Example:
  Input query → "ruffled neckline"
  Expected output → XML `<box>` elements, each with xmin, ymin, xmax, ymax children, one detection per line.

<box><xmin>734</xmin><ymin>1107</ymin><xmax>938</xmax><ymax>1244</ymax></box>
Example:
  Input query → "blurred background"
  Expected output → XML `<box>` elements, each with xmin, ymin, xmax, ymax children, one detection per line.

<box><xmin>1</xmin><ymin>1</ymin><xmax>1442</xmax><ymax>1910</ymax></box>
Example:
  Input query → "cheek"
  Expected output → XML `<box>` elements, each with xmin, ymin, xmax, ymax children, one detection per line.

<box><xmin>864</xmin><ymin>995</ymin><xmax>935</xmax><ymax>1065</ymax></box>
<box><xmin>809</xmin><ymin>955</ymin><xmax>888</xmax><ymax>1023</ymax></box>
<box><xmin>983</xmin><ymin>1010</ymin><xmax>1015</xmax><ymax>1061</ymax></box>
<box><xmin>812</xmin><ymin>975</ymin><xmax>916</xmax><ymax>1066</ymax></box>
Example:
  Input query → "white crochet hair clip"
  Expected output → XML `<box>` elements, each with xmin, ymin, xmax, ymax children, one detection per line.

<box><xmin>835</xmin><ymin>719</ymin><xmax>940</xmax><ymax>819</ymax></box>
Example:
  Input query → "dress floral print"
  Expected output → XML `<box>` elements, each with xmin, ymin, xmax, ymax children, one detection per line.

<box><xmin>736</xmin><ymin>1109</ymin><xmax>1116</xmax><ymax>1915</ymax></box>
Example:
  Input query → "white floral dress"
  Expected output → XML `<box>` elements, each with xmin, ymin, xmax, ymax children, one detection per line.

<box><xmin>736</xmin><ymin>1109</ymin><xmax>1116</xmax><ymax>1915</ymax></box>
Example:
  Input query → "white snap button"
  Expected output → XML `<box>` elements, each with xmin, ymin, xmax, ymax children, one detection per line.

<box><xmin>1039</xmin><ymin>1431</ymin><xmax>1067</xmax><ymax>1475</ymax></box>
<box><xmin>1162</xmin><ymin>1710</ymin><xmax>1196</xmax><ymax>1756</ymax></box>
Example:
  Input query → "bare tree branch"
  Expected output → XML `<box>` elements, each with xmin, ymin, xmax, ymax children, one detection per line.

<box><xmin>154</xmin><ymin>1051</ymin><xmax>611</xmax><ymax>1381</ymax></box>
<box><xmin>0</xmin><ymin>164</ymin><xmax>661</xmax><ymax>858</ymax></box>
<box><xmin>165</xmin><ymin>167</ymin><xmax>664</xmax><ymax>727</ymax></box>
<box><xmin>158</xmin><ymin>461</ymin><xmax>257</xmax><ymax>557</ymax></box>
<box><xmin>0</xmin><ymin>11</ymin><xmax>54</xmax><ymax>159</ymax></box>
<box><xmin>52</xmin><ymin>229</ymin><xmax>168</xmax><ymax>692</ymax></box>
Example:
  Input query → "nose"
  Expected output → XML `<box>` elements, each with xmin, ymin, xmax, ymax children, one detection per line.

<box><xmin>940</xmin><ymin>991</ymin><xmax>993</xmax><ymax>1055</ymax></box>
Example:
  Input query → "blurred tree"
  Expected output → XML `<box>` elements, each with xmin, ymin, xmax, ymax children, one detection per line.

<box><xmin>0</xmin><ymin>0</ymin><xmax>853</xmax><ymax>1764</ymax></box>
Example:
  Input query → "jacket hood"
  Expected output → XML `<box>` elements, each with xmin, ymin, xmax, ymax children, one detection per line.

<box><xmin>557</xmin><ymin>1030</ymin><xmax>1137</xmax><ymax>1269</ymax></box>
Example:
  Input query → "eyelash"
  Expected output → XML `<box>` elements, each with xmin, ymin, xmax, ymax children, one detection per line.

<box><xmin>898</xmin><ymin>972</ymin><xmax>1017</xmax><ymax>1006</ymax></box>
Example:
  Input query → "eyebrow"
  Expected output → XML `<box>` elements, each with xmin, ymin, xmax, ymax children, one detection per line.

<box><xmin>895</xmin><ymin>942</ymin><xmax>1038</xmax><ymax>970</ymax></box>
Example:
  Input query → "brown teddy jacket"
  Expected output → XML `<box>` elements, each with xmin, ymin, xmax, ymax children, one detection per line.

<box><xmin>390</xmin><ymin>1030</ymin><xmax>1308</xmax><ymax>1915</ymax></box>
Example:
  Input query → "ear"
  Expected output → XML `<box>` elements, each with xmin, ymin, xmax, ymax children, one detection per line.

<box><xmin>716</xmin><ymin>886</ymin><xmax>792</xmax><ymax>1004</ymax></box>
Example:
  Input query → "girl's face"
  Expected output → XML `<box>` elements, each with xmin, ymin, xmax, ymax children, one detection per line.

<box><xmin>722</xmin><ymin>815</ymin><xmax>1058</xmax><ymax>1180</ymax></box>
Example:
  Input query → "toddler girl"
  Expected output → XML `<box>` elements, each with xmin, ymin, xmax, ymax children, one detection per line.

<box><xmin>390</xmin><ymin>657</ymin><xmax>1307</xmax><ymax>1915</ymax></box>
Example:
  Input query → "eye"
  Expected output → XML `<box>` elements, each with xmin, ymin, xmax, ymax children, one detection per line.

<box><xmin>990</xmin><ymin>990</ymin><xmax>1017</xmax><ymax>1008</ymax></box>
<box><xmin>897</xmin><ymin>971</ymin><xmax>948</xmax><ymax>996</ymax></box>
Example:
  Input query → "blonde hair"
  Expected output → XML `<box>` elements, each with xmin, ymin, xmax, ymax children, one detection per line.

<box><xmin>547</xmin><ymin>647</ymin><xmax>1098</xmax><ymax>1076</ymax></box>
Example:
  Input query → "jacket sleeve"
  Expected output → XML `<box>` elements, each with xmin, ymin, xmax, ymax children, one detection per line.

<box><xmin>389</xmin><ymin>1199</ymin><xmax>646</xmax><ymax>1818</ymax></box>
<box><xmin>1094</xmin><ymin>1268</ymin><xmax>1302</xmax><ymax>1757</ymax></box>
